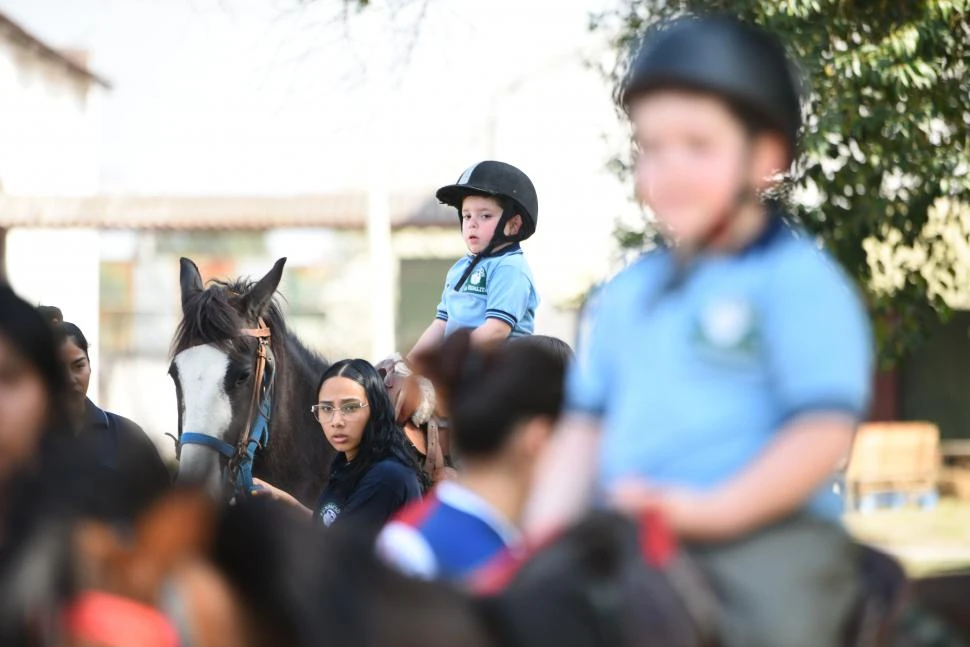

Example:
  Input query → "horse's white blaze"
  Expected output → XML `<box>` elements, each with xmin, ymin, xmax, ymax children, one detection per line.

<box><xmin>174</xmin><ymin>344</ymin><xmax>232</xmax><ymax>493</ymax></box>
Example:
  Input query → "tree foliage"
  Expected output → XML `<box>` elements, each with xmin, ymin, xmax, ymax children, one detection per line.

<box><xmin>591</xmin><ymin>0</ymin><xmax>970</xmax><ymax>367</ymax></box>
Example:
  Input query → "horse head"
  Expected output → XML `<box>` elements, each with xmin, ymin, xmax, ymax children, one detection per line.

<box><xmin>170</xmin><ymin>257</ymin><xmax>286</xmax><ymax>499</ymax></box>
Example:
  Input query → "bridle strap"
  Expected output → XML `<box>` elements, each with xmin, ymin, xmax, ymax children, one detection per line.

<box><xmin>179</xmin><ymin>432</ymin><xmax>235</xmax><ymax>458</ymax></box>
<box><xmin>239</xmin><ymin>326</ymin><xmax>271</xmax><ymax>339</ymax></box>
<box><xmin>239</xmin><ymin>318</ymin><xmax>271</xmax><ymax>444</ymax></box>
<box><xmin>229</xmin><ymin>317</ymin><xmax>273</xmax><ymax>491</ymax></box>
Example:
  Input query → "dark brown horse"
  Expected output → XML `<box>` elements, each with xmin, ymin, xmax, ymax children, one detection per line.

<box><xmin>171</xmin><ymin>258</ymin><xmax>334</xmax><ymax>506</ymax></box>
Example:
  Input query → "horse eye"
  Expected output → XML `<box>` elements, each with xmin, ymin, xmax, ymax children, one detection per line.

<box><xmin>235</xmin><ymin>371</ymin><xmax>252</xmax><ymax>386</ymax></box>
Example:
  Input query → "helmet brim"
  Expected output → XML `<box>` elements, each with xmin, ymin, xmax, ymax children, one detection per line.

<box><xmin>435</xmin><ymin>184</ymin><xmax>495</xmax><ymax>210</ymax></box>
<box><xmin>435</xmin><ymin>185</ymin><xmax>536</xmax><ymax>241</ymax></box>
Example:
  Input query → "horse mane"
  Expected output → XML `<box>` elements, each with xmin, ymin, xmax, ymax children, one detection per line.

<box><xmin>172</xmin><ymin>277</ymin><xmax>288</xmax><ymax>358</ymax></box>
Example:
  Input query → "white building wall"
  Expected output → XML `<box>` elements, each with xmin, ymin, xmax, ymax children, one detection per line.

<box><xmin>0</xmin><ymin>33</ymin><xmax>105</xmax><ymax>402</ymax></box>
<box><xmin>5</xmin><ymin>229</ymin><xmax>102</xmax><ymax>403</ymax></box>
<box><xmin>0</xmin><ymin>38</ymin><xmax>102</xmax><ymax>195</ymax></box>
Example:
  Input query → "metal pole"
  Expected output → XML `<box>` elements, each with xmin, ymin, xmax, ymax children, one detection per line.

<box><xmin>366</xmin><ymin>30</ymin><xmax>397</xmax><ymax>361</ymax></box>
<box><xmin>367</xmin><ymin>156</ymin><xmax>396</xmax><ymax>359</ymax></box>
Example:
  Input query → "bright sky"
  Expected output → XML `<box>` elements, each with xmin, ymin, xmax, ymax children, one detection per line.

<box><xmin>2</xmin><ymin>0</ymin><xmax>640</xmax><ymax>300</ymax></box>
<box><xmin>2</xmin><ymin>0</ymin><xmax>622</xmax><ymax>189</ymax></box>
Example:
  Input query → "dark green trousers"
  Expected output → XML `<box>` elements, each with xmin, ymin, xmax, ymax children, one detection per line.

<box><xmin>688</xmin><ymin>515</ymin><xmax>859</xmax><ymax>647</ymax></box>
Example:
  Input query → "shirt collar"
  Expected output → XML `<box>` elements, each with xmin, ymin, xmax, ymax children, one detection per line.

<box><xmin>467</xmin><ymin>242</ymin><xmax>522</xmax><ymax>260</ymax></box>
<box><xmin>738</xmin><ymin>208</ymin><xmax>790</xmax><ymax>256</ymax></box>
<box><xmin>435</xmin><ymin>481</ymin><xmax>523</xmax><ymax>548</ymax></box>
<box><xmin>492</xmin><ymin>242</ymin><xmax>522</xmax><ymax>258</ymax></box>
<box><xmin>653</xmin><ymin>206</ymin><xmax>790</xmax><ymax>261</ymax></box>
<box><xmin>83</xmin><ymin>398</ymin><xmax>109</xmax><ymax>430</ymax></box>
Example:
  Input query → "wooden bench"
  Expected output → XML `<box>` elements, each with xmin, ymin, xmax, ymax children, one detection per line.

<box><xmin>845</xmin><ymin>422</ymin><xmax>940</xmax><ymax>510</ymax></box>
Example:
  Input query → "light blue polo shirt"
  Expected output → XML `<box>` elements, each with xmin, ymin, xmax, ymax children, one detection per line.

<box><xmin>435</xmin><ymin>243</ymin><xmax>538</xmax><ymax>338</ymax></box>
<box><xmin>568</xmin><ymin>217</ymin><xmax>873</xmax><ymax>521</ymax></box>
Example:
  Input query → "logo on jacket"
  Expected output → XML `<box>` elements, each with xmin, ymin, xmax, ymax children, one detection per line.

<box><xmin>463</xmin><ymin>267</ymin><xmax>488</xmax><ymax>295</ymax></box>
<box><xmin>320</xmin><ymin>502</ymin><xmax>340</xmax><ymax>527</ymax></box>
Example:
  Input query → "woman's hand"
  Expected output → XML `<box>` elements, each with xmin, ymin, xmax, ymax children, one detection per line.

<box><xmin>251</xmin><ymin>478</ymin><xmax>305</xmax><ymax>511</ymax></box>
<box><xmin>607</xmin><ymin>477</ymin><xmax>738</xmax><ymax>542</ymax></box>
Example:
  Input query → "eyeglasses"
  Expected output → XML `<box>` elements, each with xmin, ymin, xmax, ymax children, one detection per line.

<box><xmin>310</xmin><ymin>401</ymin><xmax>368</xmax><ymax>423</ymax></box>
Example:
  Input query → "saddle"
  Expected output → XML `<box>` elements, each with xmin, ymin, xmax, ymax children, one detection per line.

<box><xmin>375</xmin><ymin>355</ymin><xmax>452</xmax><ymax>484</ymax></box>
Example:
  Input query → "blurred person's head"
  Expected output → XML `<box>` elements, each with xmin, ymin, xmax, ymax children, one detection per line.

<box><xmin>436</xmin><ymin>161</ymin><xmax>538</xmax><ymax>256</ymax></box>
<box><xmin>415</xmin><ymin>331</ymin><xmax>570</xmax><ymax>484</ymax></box>
<box><xmin>619</xmin><ymin>16</ymin><xmax>801</xmax><ymax>249</ymax></box>
<box><xmin>508</xmin><ymin>334</ymin><xmax>573</xmax><ymax>368</ymax></box>
<box><xmin>0</xmin><ymin>286</ymin><xmax>70</xmax><ymax>480</ymax></box>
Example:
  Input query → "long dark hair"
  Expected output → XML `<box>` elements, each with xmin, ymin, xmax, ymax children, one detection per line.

<box><xmin>0</xmin><ymin>289</ymin><xmax>95</xmax><ymax>645</ymax></box>
<box><xmin>416</xmin><ymin>331</ymin><xmax>571</xmax><ymax>459</ymax></box>
<box><xmin>38</xmin><ymin>305</ymin><xmax>89</xmax><ymax>358</ymax></box>
<box><xmin>318</xmin><ymin>359</ymin><xmax>428</xmax><ymax>493</ymax></box>
<box><xmin>0</xmin><ymin>287</ymin><xmax>71</xmax><ymax>434</ymax></box>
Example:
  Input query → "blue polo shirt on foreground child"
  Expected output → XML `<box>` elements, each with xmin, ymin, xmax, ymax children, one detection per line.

<box><xmin>523</xmin><ymin>16</ymin><xmax>873</xmax><ymax>647</ymax></box>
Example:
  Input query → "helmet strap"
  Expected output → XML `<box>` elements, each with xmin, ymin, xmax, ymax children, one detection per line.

<box><xmin>453</xmin><ymin>201</ymin><xmax>516</xmax><ymax>292</ymax></box>
<box><xmin>664</xmin><ymin>145</ymin><xmax>759</xmax><ymax>291</ymax></box>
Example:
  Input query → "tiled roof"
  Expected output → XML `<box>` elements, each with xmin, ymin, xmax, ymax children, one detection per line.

<box><xmin>0</xmin><ymin>193</ymin><xmax>455</xmax><ymax>230</ymax></box>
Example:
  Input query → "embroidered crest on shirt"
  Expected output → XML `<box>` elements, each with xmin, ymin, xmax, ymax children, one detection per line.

<box><xmin>462</xmin><ymin>267</ymin><xmax>488</xmax><ymax>295</ymax></box>
<box><xmin>693</xmin><ymin>298</ymin><xmax>760</xmax><ymax>359</ymax></box>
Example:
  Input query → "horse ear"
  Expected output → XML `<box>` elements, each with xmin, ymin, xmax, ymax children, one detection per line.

<box><xmin>180</xmin><ymin>257</ymin><xmax>204</xmax><ymax>313</ymax></box>
<box><xmin>245</xmin><ymin>257</ymin><xmax>286</xmax><ymax>317</ymax></box>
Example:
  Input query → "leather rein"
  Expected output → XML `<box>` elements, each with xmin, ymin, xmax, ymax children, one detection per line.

<box><xmin>178</xmin><ymin>318</ymin><xmax>275</xmax><ymax>500</ymax></box>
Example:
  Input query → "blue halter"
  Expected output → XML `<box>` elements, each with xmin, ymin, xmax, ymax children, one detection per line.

<box><xmin>179</xmin><ymin>320</ymin><xmax>274</xmax><ymax>500</ymax></box>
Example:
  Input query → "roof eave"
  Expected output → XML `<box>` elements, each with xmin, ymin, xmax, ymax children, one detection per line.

<box><xmin>0</xmin><ymin>11</ymin><xmax>112</xmax><ymax>89</ymax></box>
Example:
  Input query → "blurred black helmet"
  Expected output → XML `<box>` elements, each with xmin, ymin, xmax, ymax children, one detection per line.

<box><xmin>620</xmin><ymin>16</ymin><xmax>803</xmax><ymax>154</ymax></box>
<box><xmin>436</xmin><ymin>161</ymin><xmax>538</xmax><ymax>241</ymax></box>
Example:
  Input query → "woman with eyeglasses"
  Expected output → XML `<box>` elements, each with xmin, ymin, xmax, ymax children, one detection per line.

<box><xmin>253</xmin><ymin>359</ymin><xmax>426</xmax><ymax>536</ymax></box>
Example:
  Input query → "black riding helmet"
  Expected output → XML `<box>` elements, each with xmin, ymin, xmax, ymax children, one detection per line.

<box><xmin>437</xmin><ymin>161</ymin><xmax>539</xmax><ymax>291</ymax></box>
<box><xmin>620</xmin><ymin>16</ymin><xmax>804</xmax><ymax>295</ymax></box>
<box><xmin>436</xmin><ymin>161</ymin><xmax>539</xmax><ymax>243</ymax></box>
<box><xmin>620</xmin><ymin>16</ymin><xmax>803</xmax><ymax>159</ymax></box>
